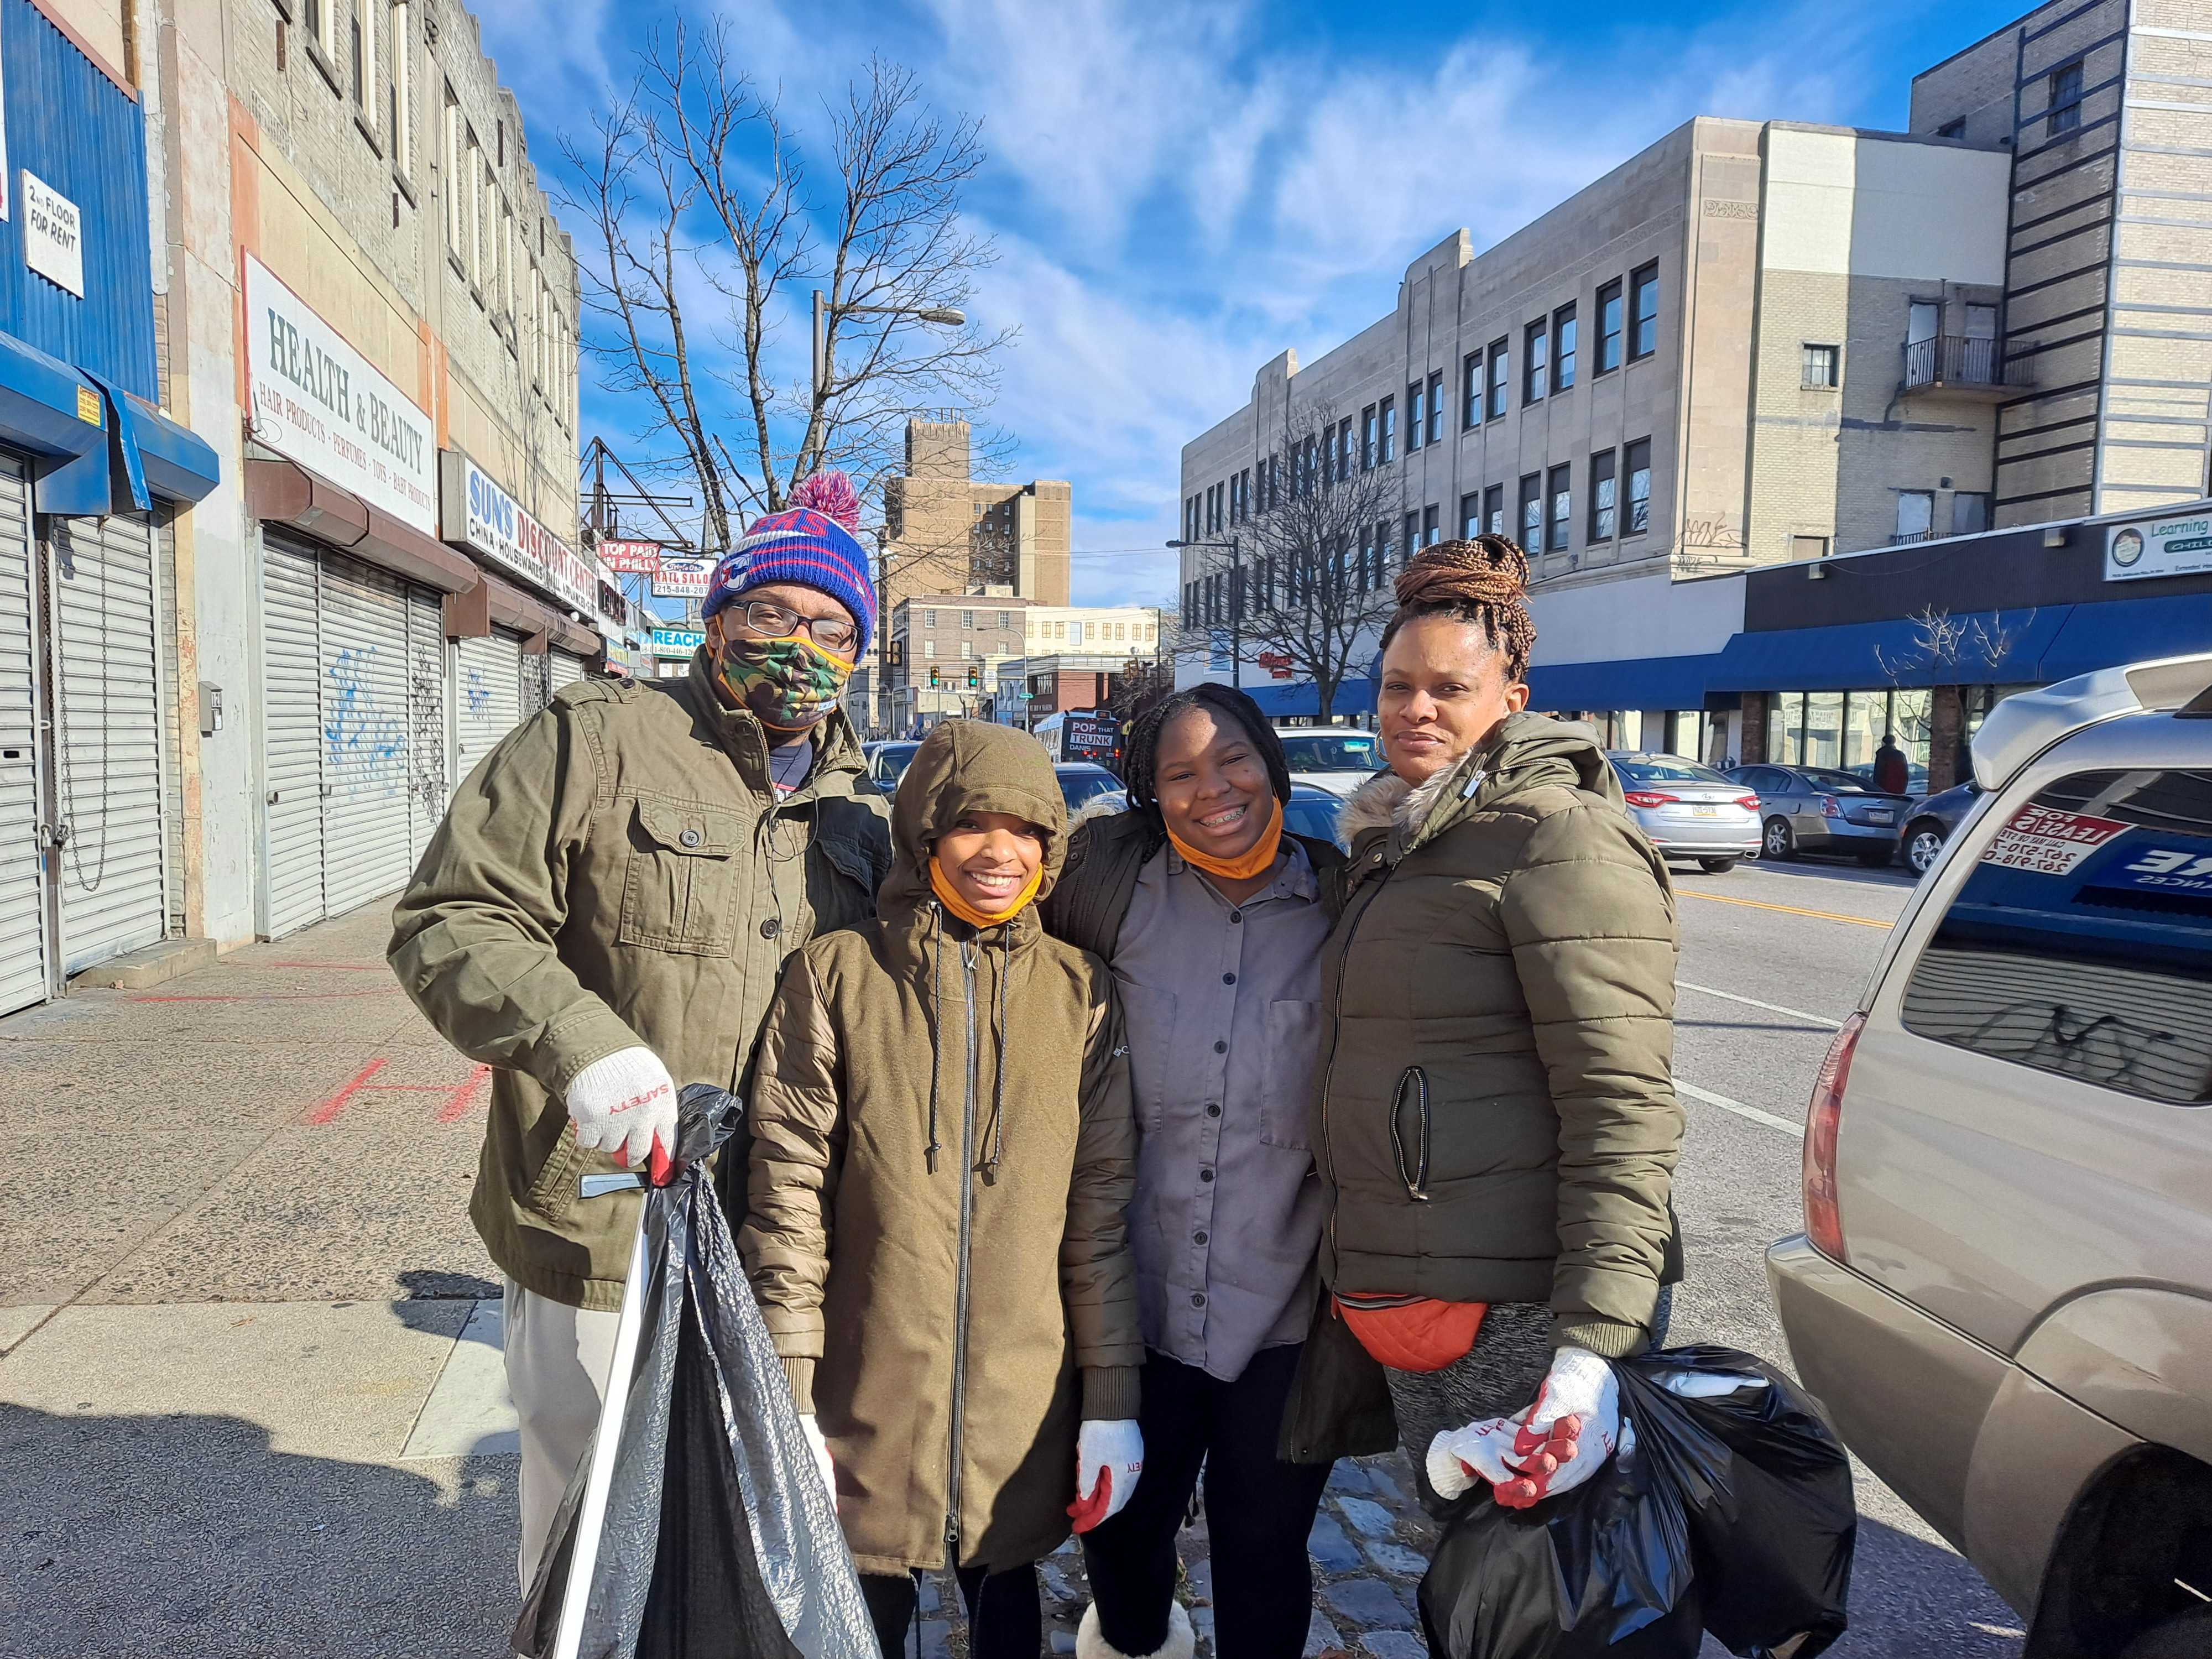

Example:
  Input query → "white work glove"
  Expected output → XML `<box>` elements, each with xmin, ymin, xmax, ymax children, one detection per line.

<box><xmin>1070</xmin><ymin>1418</ymin><xmax>1144</xmax><ymax>1533</ymax></box>
<box><xmin>565</xmin><ymin>1046</ymin><xmax>680</xmax><ymax>1185</ymax></box>
<box><xmin>800</xmin><ymin>1413</ymin><xmax>836</xmax><ymax>1499</ymax></box>
<box><xmin>1426</xmin><ymin>1345</ymin><xmax>1620</xmax><ymax>1509</ymax></box>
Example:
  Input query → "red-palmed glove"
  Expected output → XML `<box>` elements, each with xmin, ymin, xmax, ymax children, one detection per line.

<box><xmin>1426</xmin><ymin>1346</ymin><xmax>1620</xmax><ymax>1508</ymax></box>
<box><xmin>1068</xmin><ymin>1419</ymin><xmax>1143</xmax><ymax>1533</ymax></box>
<box><xmin>565</xmin><ymin>1046</ymin><xmax>680</xmax><ymax>1186</ymax></box>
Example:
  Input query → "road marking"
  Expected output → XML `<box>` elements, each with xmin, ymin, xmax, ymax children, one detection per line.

<box><xmin>1677</xmin><ymin>980</ymin><xmax>1844</xmax><ymax>1029</ymax></box>
<box><xmin>1679</xmin><ymin>889</ymin><xmax>1894</xmax><ymax>930</ymax></box>
<box><xmin>308</xmin><ymin>1057</ymin><xmax>389</xmax><ymax>1125</ymax></box>
<box><xmin>1678</xmin><ymin>1077</ymin><xmax>1804</xmax><ymax>1138</ymax></box>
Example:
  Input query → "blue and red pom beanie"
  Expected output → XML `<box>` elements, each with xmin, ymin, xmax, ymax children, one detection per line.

<box><xmin>703</xmin><ymin>471</ymin><xmax>877</xmax><ymax>655</ymax></box>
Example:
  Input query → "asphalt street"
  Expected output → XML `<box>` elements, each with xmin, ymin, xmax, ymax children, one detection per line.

<box><xmin>0</xmin><ymin>852</ymin><xmax>2033</xmax><ymax>1658</ymax></box>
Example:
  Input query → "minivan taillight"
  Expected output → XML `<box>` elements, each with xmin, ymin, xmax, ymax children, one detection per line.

<box><xmin>1803</xmin><ymin>1012</ymin><xmax>1864</xmax><ymax>1262</ymax></box>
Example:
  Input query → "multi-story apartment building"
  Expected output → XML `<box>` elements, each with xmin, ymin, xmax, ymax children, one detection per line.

<box><xmin>0</xmin><ymin>0</ymin><xmax>599</xmax><ymax>1021</ymax></box>
<box><xmin>885</xmin><ymin>592</ymin><xmax>1032</xmax><ymax>733</ymax></box>
<box><xmin>883</xmin><ymin>416</ymin><xmax>1072</xmax><ymax>612</ymax></box>
<box><xmin>1020</xmin><ymin>604</ymin><xmax>1162</xmax><ymax>659</ymax></box>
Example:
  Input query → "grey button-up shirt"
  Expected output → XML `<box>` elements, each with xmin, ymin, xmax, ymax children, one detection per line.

<box><xmin>1112</xmin><ymin>839</ymin><xmax>1332</xmax><ymax>1381</ymax></box>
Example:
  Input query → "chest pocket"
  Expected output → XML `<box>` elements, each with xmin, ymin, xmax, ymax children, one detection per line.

<box><xmin>618</xmin><ymin>794</ymin><xmax>743</xmax><ymax>954</ymax></box>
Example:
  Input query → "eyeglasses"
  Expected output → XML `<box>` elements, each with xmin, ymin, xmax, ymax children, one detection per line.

<box><xmin>726</xmin><ymin>600</ymin><xmax>859</xmax><ymax>654</ymax></box>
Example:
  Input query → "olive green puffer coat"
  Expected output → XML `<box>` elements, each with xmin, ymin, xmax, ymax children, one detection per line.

<box><xmin>1315</xmin><ymin>713</ymin><xmax>1682</xmax><ymax>1358</ymax></box>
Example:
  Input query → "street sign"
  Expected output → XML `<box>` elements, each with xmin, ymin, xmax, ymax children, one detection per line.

<box><xmin>599</xmin><ymin>540</ymin><xmax>664</xmax><ymax>575</ymax></box>
<box><xmin>654</xmin><ymin>557</ymin><xmax>713</xmax><ymax>599</ymax></box>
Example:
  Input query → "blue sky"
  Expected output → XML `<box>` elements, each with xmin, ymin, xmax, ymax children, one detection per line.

<box><xmin>480</xmin><ymin>0</ymin><xmax>2031</xmax><ymax>609</ymax></box>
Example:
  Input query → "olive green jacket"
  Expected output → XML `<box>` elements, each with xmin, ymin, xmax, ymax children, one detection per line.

<box><xmin>388</xmin><ymin>653</ymin><xmax>890</xmax><ymax>1311</ymax></box>
<box><xmin>1316</xmin><ymin>713</ymin><xmax>1682</xmax><ymax>1358</ymax></box>
<box><xmin>739</xmin><ymin>720</ymin><xmax>1142</xmax><ymax>1575</ymax></box>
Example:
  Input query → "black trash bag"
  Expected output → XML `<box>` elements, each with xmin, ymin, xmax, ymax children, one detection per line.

<box><xmin>512</xmin><ymin>1084</ymin><xmax>877</xmax><ymax>1659</ymax></box>
<box><xmin>1417</xmin><ymin>1344</ymin><xmax>1855</xmax><ymax>1659</ymax></box>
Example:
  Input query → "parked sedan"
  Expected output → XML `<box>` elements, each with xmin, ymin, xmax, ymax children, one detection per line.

<box><xmin>1608</xmin><ymin>753</ymin><xmax>1762</xmax><ymax>872</ymax></box>
<box><xmin>1895</xmin><ymin>780</ymin><xmax>1984</xmax><ymax>878</ymax></box>
<box><xmin>1725</xmin><ymin>763</ymin><xmax>1914</xmax><ymax>867</ymax></box>
<box><xmin>1283</xmin><ymin>781</ymin><xmax>1349</xmax><ymax>851</ymax></box>
<box><xmin>1056</xmin><ymin>763</ymin><xmax>1127</xmax><ymax>815</ymax></box>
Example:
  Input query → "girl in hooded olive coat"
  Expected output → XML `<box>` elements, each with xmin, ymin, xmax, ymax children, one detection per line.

<box><xmin>740</xmin><ymin>719</ymin><xmax>1144</xmax><ymax>1656</ymax></box>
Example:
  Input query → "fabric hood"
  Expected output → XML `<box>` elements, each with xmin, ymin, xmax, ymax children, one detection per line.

<box><xmin>884</xmin><ymin>719</ymin><xmax>1070</xmax><ymax>921</ymax></box>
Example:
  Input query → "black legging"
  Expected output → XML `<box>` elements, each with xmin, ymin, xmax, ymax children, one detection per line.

<box><xmin>859</xmin><ymin>1562</ymin><xmax>1041</xmax><ymax>1659</ymax></box>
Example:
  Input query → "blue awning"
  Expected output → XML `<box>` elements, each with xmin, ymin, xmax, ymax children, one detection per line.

<box><xmin>0</xmin><ymin>335</ymin><xmax>218</xmax><ymax>513</ymax></box>
<box><xmin>1709</xmin><ymin>607</ymin><xmax>2070</xmax><ymax>691</ymax></box>
<box><xmin>1244</xmin><ymin>677</ymin><xmax>1377</xmax><ymax>718</ymax></box>
<box><xmin>2036</xmin><ymin>592</ymin><xmax>2212</xmax><ymax>683</ymax></box>
<box><xmin>1522</xmin><ymin>653</ymin><xmax>1726</xmax><ymax>712</ymax></box>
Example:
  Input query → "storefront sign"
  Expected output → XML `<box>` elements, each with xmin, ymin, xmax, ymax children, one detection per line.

<box><xmin>1980</xmin><ymin>803</ymin><xmax>2128</xmax><ymax>877</ymax></box>
<box><xmin>22</xmin><ymin>171</ymin><xmax>81</xmax><ymax>297</ymax></box>
<box><xmin>246</xmin><ymin>254</ymin><xmax>436</xmax><ymax>531</ymax></box>
<box><xmin>652</xmin><ymin>625</ymin><xmax>704</xmax><ymax>656</ymax></box>
<box><xmin>599</xmin><ymin>540</ymin><xmax>664</xmax><ymax>575</ymax></box>
<box><xmin>439</xmin><ymin>447</ymin><xmax>615</xmax><ymax>631</ymax></box>
<box><xmin>653</xmin><ymin>557</ymin><xmax>712</xmax><ymax>600</ymax></box>
<box><xmin>2107</xmin><ymin>514</ymin><xmax>2212</xmax><ymax>582</ymax></box>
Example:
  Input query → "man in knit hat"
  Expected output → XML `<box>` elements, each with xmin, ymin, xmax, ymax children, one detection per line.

<box><xmin>390</xmin><ymin>474</ymin><xmax>892</xmax><ymax>1592</ymax></box>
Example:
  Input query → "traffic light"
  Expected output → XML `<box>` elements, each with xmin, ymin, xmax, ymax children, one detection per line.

<box><xmin>886</xmin><ymin>639</ymin><xmax>905</xmax><ymax>667</ymax></box>
<box><xmin>929</xmin><ymin>666</ymin><xmax>941</xmax><ymax>687</ymax></box>
<box><xmin>966</xmin><ymin>666</ymin><xmax>980</xmax><ymax>688</ymax></box>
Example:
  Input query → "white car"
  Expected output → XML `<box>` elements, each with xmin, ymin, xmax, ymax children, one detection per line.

<box><xmin>1609</xmin><ymin>752</ymin><xmax>1763</xmax><ymax>872</ymax></box>
<box><xmin>1272</xmin><ymin>727</ymin><xmax>1385</xmax><ymax>797</ymax></box>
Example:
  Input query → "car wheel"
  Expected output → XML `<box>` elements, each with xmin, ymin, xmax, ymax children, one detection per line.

<box><xmin>1698</xmin><ymin>857</ymin><xmax>1738</xmax><ymax>873</ymax></box>
<box><xmin>2119</xmin><ymin>1608</ymin><xmax>2212</xmax><ymax>1658</ymax></box>
<box><xmin>1762</xmin><ymin>817</ymin><xmax>1797</xmax><ymax>860</ymax></box>
<box><xmin>1905</xmin><ymin>821</ymin><xmax>1945</xmax><ymax>877</ymax></box>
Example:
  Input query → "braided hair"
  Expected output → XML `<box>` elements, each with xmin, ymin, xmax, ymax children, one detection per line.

<box><xmin>1379</xmin><ymin>534</ymin><xmax>1537</xmax><ymax>681</ymax></box>
<box><xmin>1122</xmin><ymin>681</ymin><xmax>1291</xmax><ymax>833</ymax></box>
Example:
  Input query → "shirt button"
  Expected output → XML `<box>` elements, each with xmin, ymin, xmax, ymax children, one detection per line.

<box><xmin>1194</xmin><ymin>1230</ymin><xmax>1208</xmax><ymax>1245</ymax></box>
<box><xmin>759</xmin><ymin>917</ymin><xmax>781</xmax><ymax>939</ymax></box>
<box><xmin>1223</xmin><ymin>972</ymin><xmax>1237</xmax><ymax>984</ymax></box>
<box><xmin>1213</xmin><ymin>1040</ymin><xmax>1227</xmax><ymax>1054</ymax></box>
<box><xmin>1229</xmin><ymin>910</ymin><xmax>1243</xmax><ymax>924</ymax></box>
<box><xmin>680</xmin><ymin>828</ymin><xmax>702</xmax><ymax>848</ymax></box>
<box><xmin>1192</xmin><ymin>1292</ymin><xmax>1207</xmax><ymax>1308</ymax></box>
<box><xmin>1200</xmin><ymin>1167</ymin><xmax>1215</xmax><ymax>1183</ymax></box>
<box><xmin>1205</xmin><ymin>1103</ymin><xmax>1222</xmax><ymax>1119</ymax></box>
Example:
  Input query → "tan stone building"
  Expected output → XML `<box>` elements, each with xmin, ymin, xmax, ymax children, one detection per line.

<box><xmin>883</xmin><ymin>416</ymin><xmax>1072</xmax><ymax>611</ymax></box>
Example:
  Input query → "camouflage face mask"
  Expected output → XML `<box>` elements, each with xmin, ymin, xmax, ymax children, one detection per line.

<box><xmin>715</xmin><ymin>631</ymin><xmax>854</xmax><ymax>732</ymax></box>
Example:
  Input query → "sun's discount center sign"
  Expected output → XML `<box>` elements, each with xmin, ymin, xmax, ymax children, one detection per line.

<box><xmin>244</xmin><ymin>254</ymin><xmax>436</xmax><ymax>533</ymax></box>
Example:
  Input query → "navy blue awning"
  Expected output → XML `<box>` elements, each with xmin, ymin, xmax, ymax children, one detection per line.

<box><xmin>2037</xmin><ymin>592</ymin><xmax>2212</xmax><ymax>683</ymax></box>
<box><xmin>1522</xmin><ymin>653</ymin><xmax>1725</xmax><ymax>712</ymax></box>
<box><xmin>1245</xmin><ymin>676</ymin><xmax>1377</xmax><ymax>718</ymax></box>
<box><xmin>0</xmin><ymin>335</ymin><xmax>218</xmax><ymax>513</ymax></box>
<box><xmin>1709</xmin><ymin>607</ymin><xmax>2069</xmax><ymax>692</ymax></box>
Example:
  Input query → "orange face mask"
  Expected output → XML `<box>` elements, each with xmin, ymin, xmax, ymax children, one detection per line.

<box><xmin>1167</xmin><ymin>796</ymin><xmax>1284</xmax><ymax>882</ymax></box>
<box><xmin>929</xmin><ymin>854</ymin><xmax>1045</xmax><ymax>930</ymax></box>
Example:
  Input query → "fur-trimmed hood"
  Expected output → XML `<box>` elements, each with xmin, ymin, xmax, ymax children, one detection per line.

<box><xmin>1338</xmin><ymin>713</ymin><xmax>1614</xmax><ymax>858</ymax></box>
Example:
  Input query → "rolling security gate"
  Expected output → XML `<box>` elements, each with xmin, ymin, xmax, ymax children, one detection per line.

<box><xmin>47</xmin><ymin>515</ymin><xmax>170</xmax><ymax>977</ymax></box>
<box><xmin>259</xmin><ymin>535</ymin><xmax>452</xmax><ymax>939</ymax></box>
<box><xmin>0</xmin><ymin>455</ymin><xmax>43</xmax><ymax>1016</ymax></box>
<box><xmin>406</xmin><ymin>587</ymin><xmax>449</xmax><ymax>860</ymax></box>
<box><xmin>454</xmin><ymin>627</ymin><xmax>524</xmax><ymax>794</ymax></box>
<box><xmin>550</xmin><ymin>648</ymin><xmax>588</xmax><ymax>693</ymax></box>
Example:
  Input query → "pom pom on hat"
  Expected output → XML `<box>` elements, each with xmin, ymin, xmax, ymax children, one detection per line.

<box><xmin>789</xmin><ymin>469</ymin><xmax>863</xmax><ymax>533</ymax></box>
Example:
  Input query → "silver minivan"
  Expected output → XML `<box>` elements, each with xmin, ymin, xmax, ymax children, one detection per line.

<box><xmin>1767</xmin><ymin>653</ymin><xmax>2212</xmax><ymax>1658</ymax></box>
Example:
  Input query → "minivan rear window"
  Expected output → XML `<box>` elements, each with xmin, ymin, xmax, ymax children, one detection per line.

<box><xmin>1900</xmin><ymin>768</ymin><xmax>2212</xmax><ymax>1103</ymax></box>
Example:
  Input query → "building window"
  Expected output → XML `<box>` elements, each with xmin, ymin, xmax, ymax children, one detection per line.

<box><xmin>1624</xmin><ymin>438</ymin><xmax>1651</xmax><ymax>535</ymax></box>
<box><xmin>1519</xmin><ymin>474</ymin><xmax>1542</xmax><ymax>547</ymax></box>
<box><xmin>1791</xmin><ymin>535</ymin><xmax>1830</xmax><ymax>561</ymax></box>
<box><xmin>1422</xmin><ymin>504</ymin><xmax>1440</xmax><ymax>545</ymax></box>
<box><xmin>1460</xmin><ymin>491</ymin><xmax>1481</xmax><ymax>538</ymax></box>
<box><xmin>1937</xmin><ymin>117</ymin><xmax>1965</xmax><ymax>139</ymax></box>
<box><xmin>925</xmin><ymin>639</ymin><xmax>937</xmax><ymax>659</ymax></box>
<box><xmin>924</xmin><ymin>609</ymin><xmax>938</xmax><ymax>628</ymax></box>
<box><xmin>1337</xmin><ymin>419</ymin><xmax>1354</xmax><ymax>483</ymax></box>
<box><xmin>1483</xmin><ymin>483</ymin><xmax>1504</xmax><ymax>536</ymax></box>
<box><xmin>961</xmin><ymin>610</ymin><xmax>974</xmax><ymax>628</ymax></box>
<box><xmin>1630</xmin><ymin>263</ymin><xmax>1660</xmax><ymax>359</ymax></box>
<box><xmin>1487</xmin><ymin>340</ymin><xmax>1509</xmax><ymax>419</ymax></box>
<box><xmin>1406</xmin><ymin>380</ymin><xmax>1425</xmax><ymax>453</ymax></box>
<box><xmin>391</xmin><ymin>1</ymin><xmax>413</xmax><ymax>174</ymax></box>
<box><xmin>960</xmin><ymin>639</ymin><xmax>973</xmax><ymax>659</ymax></box>
<box><xmin>1801</xmin><ymin>343</ymin><xmax>1839</xmax><ymax>389</ymax></box>
<box><xmin>1524</xmin><ymin>320</ymin><xmax>1548</xmax><ymax>404</ymax></box>
<box><xmin>1463</xmin><ymin>351</ymin><xmax>1482</xmax><ymax>428</ymax></box>
<box><xmin>1361</xmin><ymin>405</ymin><xmax>1377</xmax><ymax>469</ymax></box>
<box><xmin>2048</xmin><ymin>59</ymin><xmax>2084</xmax><ymax>137</ymax></box>
<box><xmin>1595</xmin><ymin>279</ymin><xmax>1623</xmax><ymax>374</ymax></box>
<box><xmin>1952</xmin><ymin>492</ymin><xmax>1991</xmax><ymax>535</ymax></box>
<box><xmin>1426</xmin><ymin>371</ymin><xmax>1443</xmax><ymax>445</ymax></box>
<box><xmin>1589</xmin><ymin>448</ymin><xmax>1616</xmax><ymax>541</ymax></box>
<box><xmin>999</xmin><ymin>611</ymin><xmax>1014</xmax><ymax>628</ymax></box>
<box><xmin>1379</xmin><ymin>397</ymin><xmax>1396</xmax><ymax>463</ymax></box>
<box><xmin>1553</xmin><ymin>305</ymin><xmax>1577</xmax><ymax>393</ymax></box>
<box><xmin>351</xmin><ymin>0</ymin><xmax>377</xmax><ymax>114</ymax></box>
<box><xmin>442</xmin><ymin>90</ymin><xmax>463</xmax><ymax>253</ymax></box>
<box><xmin>1896</xmin><ymin>490</ymin><xmax>1935</xmax><ymax>541</ymax></box>
<box><xmin>1547</xmin><ymin>465</ymin><xmax>1571</xmax><ymax>553</ymax></box>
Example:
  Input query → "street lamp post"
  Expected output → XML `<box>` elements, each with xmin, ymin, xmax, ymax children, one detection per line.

<box><xmin>1166</xmin><ymin>535</ymin><xmax>1243</xmax><ymax>690</ymax></box>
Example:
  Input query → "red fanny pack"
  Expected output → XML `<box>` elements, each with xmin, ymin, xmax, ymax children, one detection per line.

<box><xmin>1334</xmin><ymin>1293</ymin><xmax>1489</xmax><ymax>1373</ymax></box>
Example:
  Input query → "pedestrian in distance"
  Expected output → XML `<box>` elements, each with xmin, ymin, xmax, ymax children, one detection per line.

<box><xmin>739</xmin><ymin>718</ymin><xmax>1145</xmax><ymax>1659</ymax></box>
<box><xmin>1874</xmin><ymin>731</ymin><xmax>1910</xmax><ymax>796</ymax></box>
<box><xmin>1314</xmin><ymin>536</ymin><xmax>1684</xmax><ymax>1520</ymax></box>
<box><xmin>388</xmin><ymin>473</ymin><xmax>892</xmax><ymax>1592</ymax></box>
<box><xmin>1042</xmin><ymin>683</ymin><xmax>1350</xmax><ymax>1659</ymax></box>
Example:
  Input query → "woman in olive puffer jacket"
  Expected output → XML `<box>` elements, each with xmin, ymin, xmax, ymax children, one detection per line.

<box><xmin>1314</xmin><ymin>537</ymin><xmax>1683</xmax><ymax>1517</ymax></box>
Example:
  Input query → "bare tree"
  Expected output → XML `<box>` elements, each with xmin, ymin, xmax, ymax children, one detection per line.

<box><xmin>1183</xmin><ymin>402</ymin><xmax>1400</xmax><ymax>720</ymax></box>
<box><xmin>1876</xmin><ymin>606</ymin><xmax>2035</xmax><ymax>790</ymax></box>
<box><xmin>563</xmin><ymin>26</ymin><xmax>1016</xmax><ymax>548</ymax></box>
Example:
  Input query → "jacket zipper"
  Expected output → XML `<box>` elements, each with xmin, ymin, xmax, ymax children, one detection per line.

<box><xmin>1318</xmin><ymin>857</ymin><xmax>1394</xmax><ymax>1269</ymax></box>
<box><xmin>946</xmin><ymin>937</ymin><xmax>980</xmax><ymax>1568</ymax></box>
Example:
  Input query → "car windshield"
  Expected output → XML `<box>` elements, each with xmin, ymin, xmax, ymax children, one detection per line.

<box><xmin>874</xmin><ymin>744</ymin><xmax>921</xmax><ymax>785</ymax></box>
<box><xmin>1614</xmin><ymin>757</ymin><xmax>1732</xmax><ymax>787</ymax></box>
<box><xmin>1799</xmin><ymin>768</ymin><xmax>1879</xmax><ymax>794</ymax></box>
<box><xmin>1057</xmin><ymin>768</ymin><xmax>1124</xmax><ymax>811</ymax></box>
<box><xmin>1279</xmin><ymin>733</ymin><xmax>1381</xmax><ymax>773</ymax></box>
<box><xmin>1285</xmin><ymin>795</ymin><xmax>1347</xmax><ymax>851</ymax></box>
